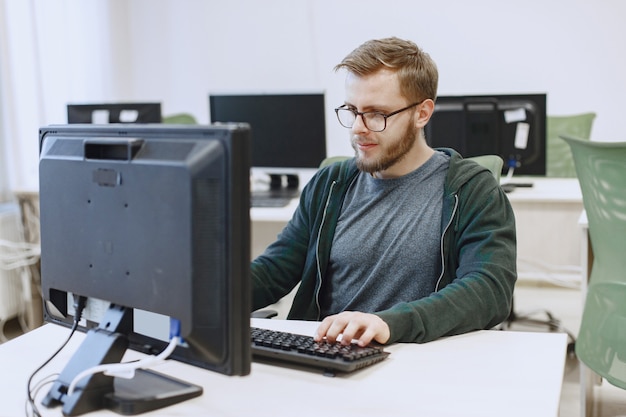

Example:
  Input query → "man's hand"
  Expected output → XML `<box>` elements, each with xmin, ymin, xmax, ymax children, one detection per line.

<box><xmin>314</xmin><ymin>311</ymin><xmax>390</xmax><ymax>346</ymax></box>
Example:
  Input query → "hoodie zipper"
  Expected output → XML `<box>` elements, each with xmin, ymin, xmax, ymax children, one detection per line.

<box><xmin>435</xmin><ymin>193</ymin><xmax>459</xmax><ymax>292</ymax></box>
<box><xmin>314</xmin><ymin>180</ymin><xmax>337</xmax><ymax>320</ymax></box>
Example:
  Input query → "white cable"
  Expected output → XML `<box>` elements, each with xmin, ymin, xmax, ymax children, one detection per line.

<box><xmin>0</xmin><ymin>238</ymin><xmax>39</xmax><ymax>252</ymax></box>
<box><xmin>500</xmin><ymin>166</ymin><xmax>515</xmax><ymax>185</ymax></box>
<box><xmin>67</xmin><ymin>336</ymin><xmax>180</xmax><ymax>396</ymax></box>
<box><xmin>0</xmin><ymin>237</ymin><xmax>39</xmax><ymax>335</ymax></box>
<box><xmin>0</xmin><ymin>238</ymin><xmax>40</xmax><ymax>270</ymax></box>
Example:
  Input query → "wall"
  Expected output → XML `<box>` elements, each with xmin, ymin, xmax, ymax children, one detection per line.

<box><xmin>2</xmin><ymin>0</ymin><xmax>625</xmax><ymax>192</ymax></box>
<box><xmin>1</xmin><ymin>1</ymin><xmax>116</xmax><ymax>193</ymax></box>
<box><xmin>122</xmin><ymin>0</ymin><xmax>625</xmax><ymax>160</ymax></box>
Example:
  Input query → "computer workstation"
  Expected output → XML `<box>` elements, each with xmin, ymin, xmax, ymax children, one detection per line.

<box><xmin>30</xmin><ymin>122</ymin><xmax>386</xmax><ymax>416</ymax></box>
<box><xmin>0</xmin><ymin>116</ymin><xmax>571</xmax><ymax>416</ymax></box>
<box><xmin>4</xmin><ymin>93</ymin><xmax>574</xmax><ymax>415</ymax></box>
<box><xmin>209</xmin><ymin>92</ymin><xmax>327</xmax><ymax>207</ymax></box>
<box><xmin>426</xmin><ymin>93</ymin><xmax>547</xmax><ymax>192</ymax></box>
<box><xmin>67</xmin><ymin>103</ymin><xmax>162</xmax><ymax>124</ymax></box>
<box><xmin>35</xmin><ymin>124</ymin><xmax>252</xmax><ymax>415</ymax></box>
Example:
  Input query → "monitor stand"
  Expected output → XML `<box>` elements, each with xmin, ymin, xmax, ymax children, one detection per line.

<box><xmin>253</xmin><ymin>173</ymin><xmax>300</xmax><ymax>200</ymax></box>
<box><xmin>42</xmin><ymin>304</ymin><xmax>202</xmax><ymax>416</ymax></box>
<box><xmin>269</xmin><ymin>173</ymin><xmax>299</xmax><ymax>193</ymax></box>
<box><xmin>105</xmin><ymin>369</ymin><xmax>202</xmax><ymax>415</ymax></box>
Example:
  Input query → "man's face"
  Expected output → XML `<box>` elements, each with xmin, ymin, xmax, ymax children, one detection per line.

<box><xmin>343</xmin><ymin>69</ymin><xmax>419</xmax><ymax>175</ymax></box>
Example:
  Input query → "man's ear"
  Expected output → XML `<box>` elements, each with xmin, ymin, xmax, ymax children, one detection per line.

<box><xmin>415</xmin><ymin>99</ymin><xmax>435</xmax><ymax>129</ymax></box>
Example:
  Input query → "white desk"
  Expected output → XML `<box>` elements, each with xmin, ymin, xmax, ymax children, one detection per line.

<box><xmin>249</xmin><ymin>169</ymin><xmax>314</xmax><ymax>258</ymax></box>
<box><xmin>1</xmin><ymin>319</ymin><xmax>567</xmax><ymax>417</ymax></box>
<box><xmin>250</xmin><ymin>199</ymin><xmax>299</xmax><ymax>258</ymax></box>
<box><xmin>504</xmin><ymin>177</ymin><xmax>582</xmax><ymax>204</ymax></box>
<box><xmin>501</xmin><ymin>177</ymin><xmax>583</xmax><ymax>285</ymax></box>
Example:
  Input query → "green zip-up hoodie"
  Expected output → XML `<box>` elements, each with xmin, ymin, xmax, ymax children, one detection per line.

<box><xmin>251</xmin><ymin>148</ymin><xmax>517</xmax><ymax>344</ymax></box>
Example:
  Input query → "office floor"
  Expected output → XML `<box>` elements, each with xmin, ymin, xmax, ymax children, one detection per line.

<box><xmin>2</xmin><ymin>282</ymin><xmax>625</xmax><ymax>417</ymax></box>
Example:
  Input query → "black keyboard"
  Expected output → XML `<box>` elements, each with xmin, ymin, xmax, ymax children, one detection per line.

<box><xmin>251</xmin><ymin>327</ymin><xmax>390</xmax><ymax>375</ymax></box>
<box><xmin>251</xmin><ymin>189</ymin><xmax>299</xmax><ymax>208</ymax></box>
<box><xmin>251</xmin><ymin>196</ymin><xmax>292</xmax><ymax>208</ymax></box>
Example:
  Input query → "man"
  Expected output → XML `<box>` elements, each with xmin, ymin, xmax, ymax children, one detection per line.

<box><xmin>251</xmin><ymin>37</ymin><xmax>516</xmax><ymax>347</ymax></box>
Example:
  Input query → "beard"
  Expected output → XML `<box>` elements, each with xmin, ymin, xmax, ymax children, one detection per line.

<box><xmin>353</xmin><ymin>118</ymin><xmax>419</xmax><ymax>174</ymax></box>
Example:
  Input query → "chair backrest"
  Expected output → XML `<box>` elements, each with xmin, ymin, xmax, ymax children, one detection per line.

<box><xmin>162</xmin><ymin>113</ymin><xmax>197</xmax><ymax>124</ymax></box>
<box><xmin>546</xmin><ymin>113</ymin><xmax>596</xmax><ymax>177</ymax></box>
<box><xmin>319</xmin><ymin>154</ymin><xmax>503</xmax><ymax>181</ymax></box>
<box><xmin>561</xmin><ymin>134</ymin><xmax>626</xmax><ymax>390</ymax></box>
<box><xmin>466</xmin><ymin>155</ymin><xmax>503</xmax><ymax>182</ymax></box>
<box><xmin>319</xmin><ymin>156</ymin><xmax>350</xmax><ymax>169</ymax></box>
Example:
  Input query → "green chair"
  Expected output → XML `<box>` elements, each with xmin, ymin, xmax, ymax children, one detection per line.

<box><xmin>467</xmin><ymin>154</ymin><xmax>503</xmax><ymax>182</ymax></box>
<box><xmin>546</xmin><ymin>113</ymin><xmax>596</xmax><ymax>177</ymax></box>
<box><xmin>162</xmin><ymin>113</ymin><xmax>197</xmax><ymax>124</ymax></box>
<box><xmin>561</xmin><ymin>134</ymin><xmax>626</xmax><ymax>390</ymax></box>
<box><xmin>318</xmin><ymin>156</ymin><xmax>350</xmax><ymax>169</ymax></box>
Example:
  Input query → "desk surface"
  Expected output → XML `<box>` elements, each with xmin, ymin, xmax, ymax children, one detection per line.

<box><xmin>1</xmin><ymin>319</ymin><xmax>567</xmax><ymax>417</ymax></box>
<box><xmin>251</xmin><ymin>177</ymin><xmax>583</xmax><ymax>223</ymax></box>
<box><xmin>503</xmin><ymin>177</ymin><xmax>582</xmax><ymax>203</ymax></box>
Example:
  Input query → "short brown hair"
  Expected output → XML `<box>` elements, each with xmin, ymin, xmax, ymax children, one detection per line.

<box><xmin>334</xmin><ymin>37</ymin><xmax>438</xmax><ymax>103</ymax></box>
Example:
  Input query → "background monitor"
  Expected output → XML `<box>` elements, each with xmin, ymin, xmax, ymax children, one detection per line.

<box><xmin>38</xmin><ymin>123</ymin><xmax>251</xmax><ymax>415</ymax></box>
<box><xmin>209</xmin><ymin>93</ymin><xmax>326</xmax><ymax>192</ymax></box>
<box><xmin>425</xmin><ymin>93</ymin><xmax>547</xmax><ymax>176</ymax></box>
<box><xmin>67</xmin><ymin>102</ymin><xmax>162</xmax><ymax>124</ymax></box>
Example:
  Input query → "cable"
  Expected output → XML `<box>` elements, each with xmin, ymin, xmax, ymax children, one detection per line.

<box><xmin>25</xmin><ymin>295</ymin><xmax>87</xmax><ymax>417</ymax></box>
<box><xmin>0</xmin><ymin>238</ymin><xmax>40</xmax><ymax>270</ymax></box>
<box><xmin>0</xmin><ymin>238</ymin><xmax>40</xmax><ymax>337</ymax></box>
<box><xmin>24</xmin><ymin>373</ymin><xmax>58</xmax><ymax>417</ymax></box>
<box><xmin>500</xmin><ymin>166</ymin><xmax>515</xmax><ymax>185</ymax></box>
<box><xmin>67</xmin><ymin>335</ymin><xmax>180</xmax><ymax>396</ymax></box>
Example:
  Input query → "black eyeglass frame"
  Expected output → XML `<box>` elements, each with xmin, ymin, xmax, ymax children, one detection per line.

<box><xmin>334</xmin><ymin>101</ymin><xmax>423</xmax><ymax>132</ymax></box>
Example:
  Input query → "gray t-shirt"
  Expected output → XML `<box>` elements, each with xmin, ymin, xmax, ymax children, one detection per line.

<box><xmin>320</xmin><ymin>151</ymin><xmax>450</xmax><ymax>316</ymax></box>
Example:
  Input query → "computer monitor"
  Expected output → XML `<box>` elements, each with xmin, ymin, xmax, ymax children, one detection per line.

<box><xmin>425</xmin><ymin>93</ymin><xmax>547</xmax><ymax>176</ymax></box>
<box><xmin>38</xmin><ymin>123</ymin><xmax>251</xmax><ymax>415</ymax></box>
<box><xmin>67</xmin><ymin>103</ymin><xmax>162</xmax><ymax>124</ymax></box>
<box><xmin>209</xmin><ymin>93</ymin><xmax>326</xmax><ymax>193</ymax></box>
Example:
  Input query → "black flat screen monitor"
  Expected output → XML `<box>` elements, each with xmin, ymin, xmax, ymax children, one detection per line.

<box><xmin>209</xmin><ymin>93</ymin><xmax>326</xmax><ymax>192</ymax></box>
<box><xmin>67</xmin><ymin>103</ymin><xmax>162</xmax><ymax>124</ymax></box>
<box><xmin>425</xmin><ymin>93</ymin><xmax>547</xmax><ymax>176</ymax></box>
<box><xmin>38</xmin><ymin>123</ymin><xmax>251</xmax><ymax>415</ymax></box>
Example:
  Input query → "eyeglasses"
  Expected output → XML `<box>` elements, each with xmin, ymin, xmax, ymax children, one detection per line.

<box><xmin>334</xmin><ymin>101</ymin><xmax>422</xmax><ymax>132</ymax></box>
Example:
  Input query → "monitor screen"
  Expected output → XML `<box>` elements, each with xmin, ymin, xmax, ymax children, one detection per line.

<box><xmin>425</xmin><ymin>93</ymin><xmax>547</xmax><ymax>176</ymax></box>
<box><xmin>67</xmin><ymin>102</ymin><xmax>162</xmax><ymax>124</ymax></box>
<box><xmin>37</xmin><ymin>123</ymin><xmax>251</xmax><ymax>415</ymax></box>
<box><xmin>209</xmin><ymin>93</ymin><xmax>327</xmax><ymax>175</ymax></box>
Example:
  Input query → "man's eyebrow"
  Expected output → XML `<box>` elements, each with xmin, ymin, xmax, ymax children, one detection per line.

<box><xmin>343</xmin><ymin>103</ymin><xmax>388</xmax><ymax>112</ymax></box>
